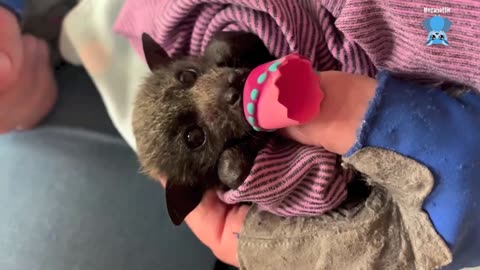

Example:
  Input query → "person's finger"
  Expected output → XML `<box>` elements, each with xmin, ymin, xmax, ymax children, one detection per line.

<box><xmin>155</xmin><ymin>174</ymin><xmax>246</xmax><ymax>267</ymax></box>
<box><xmin>12</xmin><ymin>35</ymin><xmax>42</xmax><ymax>129</ymax></box>
<box><xmin>0</xmin><ymin>35</ymin><xmax>56</xmax><ymax>133</ymax></box>
<box><xmin>184</xmin><ymin>190</ymin><xmax>248</xmax><ymax>267</ymax></box>
<box><xmin>0</xmin><ymin>34</ymin><xmax>36</xmax><ymax>132</ymax></box>
<box><xmin>280</xmin><ymin>71</ymin><xmax>377</xmax><ymax>155</ymax></box>
<box><xmin>23</xmin><ymin>35</ymin><xmax>40</xmax><ymax>78</ymax></box>
<box><xmin>0</xmin><ymin>33</ymin><xmax>57</xmax><ymax>133</ymax></box>
<box><xmin>0</xmin><ymin>8</ymin><xmax>23</xmax><ymax>88</ymax></box>
<box><xmin>215</xmin><ymin>203</ymin><xmax>249</xmax><ymax>266</ymax></box>
<box><xmin>278</xmin><ymin>118</ymin><xmax>323</xmax><ymax>147</ymax></box>
<box><xmin>155</xmin><ymin>175</ymin><xmax>238</xmax><ymax>247</ymax></box>
<box><xmin>27</xmin><ymin>36</ymin><xmax>57</xmax><ymax>130</ymax></box>
<box><xmin>28</xmin><ymin>35</ymin><xmax>52</xmax><ymax>90</ymax></box>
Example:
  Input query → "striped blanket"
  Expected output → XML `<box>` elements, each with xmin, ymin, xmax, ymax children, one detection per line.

<box><xmin>218</xmin><ymin>139</ymin><xmax>353</xmax><ymax>216</ymax></box>
<box><xmin>113</xmin><ymin>0</ymin><xmax>480</xmax><ymax>216</ymax></box>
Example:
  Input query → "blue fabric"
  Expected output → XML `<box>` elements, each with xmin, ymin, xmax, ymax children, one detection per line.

<box><xmin>0</xmin><ymin>0</ymin><xmax>25</xmax><ymax>19</ymax></box>
<box><xmin>0</xmin><ymin>66</ymin><xmax>217</xmax><ymax>270</ymax></box>
<box><xmin>346</xmin><ymin>71</ymin><xmax>480</xmax><ymax>269</ymax></box>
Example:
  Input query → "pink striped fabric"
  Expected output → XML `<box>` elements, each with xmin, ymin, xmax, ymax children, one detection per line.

<box><xmin>113</xmin><ymin>0</ymin><xmax>376</xmax><ymax>77</ymax></box>
<box><xmin>114</xmin><ymin>0</ymin><xmax>480</xmax><ymax>90</ymax></box>
<box><xmin>113</xmin><ymin>0</ymin><xmax>480</xmax><ymax>216</ymax></box>
<box><xmin>218</xmin><ymin>139</ymin><xmax>353</xmax><ymax>216</ymax></box>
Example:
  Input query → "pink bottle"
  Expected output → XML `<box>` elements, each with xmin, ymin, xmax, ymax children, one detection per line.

<box><xmin>243</xmin><ymin>53</ymin><xmax>324</xmax><ymax>131</ymax></box>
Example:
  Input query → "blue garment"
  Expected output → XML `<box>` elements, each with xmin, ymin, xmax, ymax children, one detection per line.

<box><xmin>0</xmin><ymin>0</ymin><xmax>24</xmax><ymax>20</ymax></box>
<box><xmin>346</xmin><ymin>71</ymin><xmax>480</xmax><ymax>269</ymax></box>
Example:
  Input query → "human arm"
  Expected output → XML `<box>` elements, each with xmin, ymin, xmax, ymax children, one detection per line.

<box><xmin>286</xmin><ymin>70</ymin><xmax>480</xmax><ymax>247</ymax></box>
<box><xmin>283</xmin><ymin>70</ymin><xmax>480</xmax><ymax>268</ymax></box>
<box><xmin>183</xmin><ymin>69</ymin><xmax>479</xmax><ymax>265</ymax></box>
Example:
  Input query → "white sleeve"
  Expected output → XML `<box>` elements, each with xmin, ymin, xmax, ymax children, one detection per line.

<box><xmin>59</xmin><ymin>0</ymin><xmax>149</xmax><ymax>151</ymax></box>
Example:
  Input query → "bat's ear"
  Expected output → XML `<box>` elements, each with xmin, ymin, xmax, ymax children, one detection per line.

<box><xmin>423</xmin><ymin>18</ymin><xmax>432</xmax><ymax>32</ymax></box>
<box><xmin>142</xmin><ymin>33</ymin><xmax>171</xmax><ymax>71</ymax></box>
<box><xmin>165</xmin><ymin>180</ymin><xmax>204</xmax><ymax>226</ymax></box>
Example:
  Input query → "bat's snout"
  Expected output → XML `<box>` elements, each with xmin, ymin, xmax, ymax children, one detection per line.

<box><xmin>222</xmin><ymin>70</ymin><xmax>249</xmax><ymax>107</ymax></box>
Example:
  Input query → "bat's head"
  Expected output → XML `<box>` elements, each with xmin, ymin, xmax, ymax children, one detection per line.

<box><xmin>133</xmin><ymin>33</ymin><xmax>273</xmax><ymax>225</ymax></box>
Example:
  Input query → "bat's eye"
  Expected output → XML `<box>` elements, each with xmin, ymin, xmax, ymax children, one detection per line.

<box><xmin>431</xmin><ymin>35</ymin><xmax>436</xmax><ymax>39</ymax></box>
<box><xmin>177</xmin><ymin>69</ymin><xmax>198</xmax><ymax>84</ymax></box>
<box><xmin>439</xmin><ymin>35</ymin><xmax>444</xmax><ymax>40</ymax></box>
<box><xmin>184</xmin><ymin>126</ymin><xmax>206</xmax><ymax>149</ymax></box>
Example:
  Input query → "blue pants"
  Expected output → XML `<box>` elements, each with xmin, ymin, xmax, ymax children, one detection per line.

<box><xmin>0</xmin><ymin>66</ymin><xmax>218</xmax><ymax>270</ymax></box>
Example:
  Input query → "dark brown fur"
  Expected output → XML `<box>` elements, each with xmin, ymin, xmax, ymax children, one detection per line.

<box><xmin>132</xmin><ymin>32</ymin><xmax>274</xmax><ymax>225</ymax></box>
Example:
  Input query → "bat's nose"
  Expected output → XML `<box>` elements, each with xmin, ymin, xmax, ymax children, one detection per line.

<box><xmin>225</xmin><ymin>70</ymin><xmax>249</xmax><ymax>105</ymax></box>
<box><xmin>224</xmin><ymin>87</ymin><xmax>241</xmax><ymax>105</ymax></box>
<box><xmin>227</xmin><ymin>70</ymin><xmax>248</xmax><ymax>88</ymax></box>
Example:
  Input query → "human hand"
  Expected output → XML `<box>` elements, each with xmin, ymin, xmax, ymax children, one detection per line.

<box><xmin>0</xmin><ymin>7</ymin><xmax>57</xmax><ymax>134</ymax></box>
<box><xmin>286</xmin><ymin>70</ymin><xmax>480</xmax><ymax>254</ymax></box>
<box><xmin>156</xmin><ymin>177</ymin><xmax>248</xmax><ymax>267</ymax></box>
<box><xmin>281</xmin><ymin>71</ymin><xmax>377</xmax><ymax>155</ymax></box>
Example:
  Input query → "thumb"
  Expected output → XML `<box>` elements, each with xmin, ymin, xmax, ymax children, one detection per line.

<box><xmin>184</xmin><ymin>190</ymin><xmax>248</xmax><ymax>266</ymax></box>
<box><xmin>155</xmin><ymin>174</ymin><xmax>246</xmax><ymax>267</ymax></box>
<box><xmin>279</xmin><ymin>107</ymin><xmax>363</xmax><ymax>155</ymax></box>
<box><xmin>279</xmin><ymin>71</ymin><xmax>377</xmax><ymax>155</ymax></box>
<box><xmin>279</xmin><ymin>121</ymin><xmax>324</xmax><ymax>148</ymax></box>
<box><xmin>0</xmin><ymin>7</ymin><xmax>23</xmax><ymax>89</ymax></box>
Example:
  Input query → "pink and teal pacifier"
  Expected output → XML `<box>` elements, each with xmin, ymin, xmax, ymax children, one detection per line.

<box><xmin>243</xmin><ymin>53</ymin><xmax>324</xmax><ymax>131</ymax></box>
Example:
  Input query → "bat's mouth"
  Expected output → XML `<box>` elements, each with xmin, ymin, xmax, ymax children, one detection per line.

<box><xmin>223</xmin><ymin>133</ymin><xmax>254</xmax><ymax>150</ymax></box>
